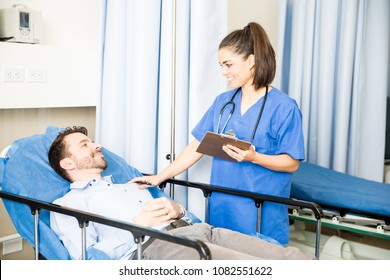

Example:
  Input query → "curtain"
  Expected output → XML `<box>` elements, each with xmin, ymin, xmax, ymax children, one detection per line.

<box><xmin>277</xmin><ymin>0</ymin><xmax>389</xmax><ymax>182</ymax></box>
<box><xmin>96</xmin><ymin>0</ymin><xmax>227</xmax><ymax>218</ymax></box>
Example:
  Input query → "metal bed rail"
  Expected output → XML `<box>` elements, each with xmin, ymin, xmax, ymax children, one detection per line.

<box><xmin>304</xmin><ymin>202</ymin><xmax>390</xmax><ymax>225</ymax></box>
<box><xmin>0</xmin><ymin>190</ymin><xmax>211</xmax><ymax>260</ymax></box>
<box><xmin>160</xmin><ymin>178</ymin><xmax>324</xmax><ymax>259</ymax></box>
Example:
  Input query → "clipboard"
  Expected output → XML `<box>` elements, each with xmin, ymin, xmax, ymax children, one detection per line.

<box><xmin>196</xmin><ymin>131</ymin><xmax>252</xmax><ymax>161</ymax></box>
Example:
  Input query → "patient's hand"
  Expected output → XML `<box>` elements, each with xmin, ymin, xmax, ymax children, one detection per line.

<box><xmin>129</xmin><ymin>175</ymin><xmax>163</xmax><ymax>189</ymax></box>
<box><xmin>133</xmin><ymin>197</ymin><xmax>182</xmax><ymax>227</ymax></box>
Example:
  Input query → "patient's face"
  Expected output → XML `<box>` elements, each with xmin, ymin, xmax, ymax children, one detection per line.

<box><xmin>64</xmin><ymin>132</ymin><xmax>108</xmax><ymax>171</ymax></box>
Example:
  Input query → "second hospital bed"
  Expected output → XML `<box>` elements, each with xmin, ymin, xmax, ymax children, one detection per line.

<box><xmin>0</xmin><ymin>126</ymin><xmax>323</xmax><ymax>260</ymax></box>
<box><xmin>289</xmin><ymin>162</ymin><xmax>390</xmax><ymax>259</ymax></box>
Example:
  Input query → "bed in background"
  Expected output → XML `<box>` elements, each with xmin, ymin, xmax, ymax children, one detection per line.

<box><xmin>289</xmin><ymin>162</ymin><xmax>390</xmax><ymax>259</ymax></box>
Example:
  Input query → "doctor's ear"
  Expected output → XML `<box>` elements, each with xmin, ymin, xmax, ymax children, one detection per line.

<box><xmin>248</xmin><ymin>54</ymin><xmax>255</xmax><ymax>69</ymax></box>
<box><xmin>60</xmin><ymin>158</ymin><xmax>75</xmax><ymax>170</ymax></box>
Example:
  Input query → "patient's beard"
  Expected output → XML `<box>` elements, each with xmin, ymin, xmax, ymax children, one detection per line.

<box><xmin>93</xmin><ymin>158</ymin><xmax>108</xmax><ymax>170</ymax></box>
<box><xmin>73</xmin><ymin>155</ymin><xmax>108</xmax><ymax>171</ymax></box>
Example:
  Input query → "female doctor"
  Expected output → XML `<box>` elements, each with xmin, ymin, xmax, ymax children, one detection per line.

<box><xmin>131</xmin><ymin>22</ymin><xmax>304</xmax><ymax>245</ymax></box>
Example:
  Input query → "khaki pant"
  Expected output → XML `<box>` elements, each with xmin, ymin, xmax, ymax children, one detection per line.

<box><xmin>141</xmin><ymin>223</ymin><xmax>315</xmax><ymax>260</ymax></box>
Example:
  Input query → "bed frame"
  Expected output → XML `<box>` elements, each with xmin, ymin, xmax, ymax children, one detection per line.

<box><xmin>0</xmin><ymin>178</ymin><xmax>323</xmax><ymax>260</ymax></box>
<box><xmin>0</xmin><ymin>189</ymin><xmax>211</xmax><ymax>260</ymax></box>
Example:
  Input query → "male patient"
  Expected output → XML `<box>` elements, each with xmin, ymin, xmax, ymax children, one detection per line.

<box><xmin>48</xmin><ymin>126</ymin><xmax>314</xmax><ymax>260</ymax></box>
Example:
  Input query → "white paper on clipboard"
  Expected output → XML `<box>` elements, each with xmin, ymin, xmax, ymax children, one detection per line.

<box><xmin>196</xmin><ymin>131</ymin><xmax>252</xmax><ymax>161</ymax></box>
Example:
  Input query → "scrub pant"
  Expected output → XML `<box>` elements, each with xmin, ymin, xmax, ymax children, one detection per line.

<box><xmin>141</xmin><ymin>223</ymin><xmax>315</xmax><ymax>260</ymax></box>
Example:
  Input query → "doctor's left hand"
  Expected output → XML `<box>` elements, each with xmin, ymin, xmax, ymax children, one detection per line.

<box><xmin>222</xmin><ymin>144</ymin><xmax>256</xmax><ymax>162</ymax></box>
<box><xmin>129</xmin><ymin>175</ymin><xmax>163</xmax><ymax>189</ymax></box>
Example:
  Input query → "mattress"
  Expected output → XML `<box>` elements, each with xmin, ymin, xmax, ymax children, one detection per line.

<box><xmin>291</xmin><ymin>162</ymin><xmax>390</xmax><ymax>221</ymax></box>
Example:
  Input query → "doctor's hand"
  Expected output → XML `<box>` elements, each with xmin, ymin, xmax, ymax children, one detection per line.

<box><xmin>222</xmin><ymin>144</ymin><xmax>256</xmax><ymax>162</ymax></box>
<box><xmin>129</xmin><ymin>175</ymin><xmax>163</xmax><ymax>189</ymax></box>
<box><xmin>132</xmin><ymin>197</ymin><xmax>184</xmax><ymax>227</ymax></box>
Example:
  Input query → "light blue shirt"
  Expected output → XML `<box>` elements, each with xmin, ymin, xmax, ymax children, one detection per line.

<box><xmin>50</xmin><ymin>176</ymin><xmax>191</xmax><ymax>260</ymax></box>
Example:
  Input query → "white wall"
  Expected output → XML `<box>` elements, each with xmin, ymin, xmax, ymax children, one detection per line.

<box><xmin>0</xmin><ymin>0</ymin><xmax>99</xmax><ymax>260</ymax></box>
<box><xmin>0</xmin><ymin>0</ymin><xmax>99</xmax><ymax>108</ymax></box>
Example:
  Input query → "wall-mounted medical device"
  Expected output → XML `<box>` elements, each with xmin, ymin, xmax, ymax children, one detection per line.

<box><xmin>0</xmin><ymin>5</ymin><xmax>42</xmax><ymax>44</ymax></box>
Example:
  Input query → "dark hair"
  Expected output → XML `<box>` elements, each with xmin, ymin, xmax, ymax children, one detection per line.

<box><xmin>219</xmin><ymin>22</ymin><xmax>276</xmax><ymax>90</ymax></box>
<box><xmin>48</xmin><ymin>126</ymin><xmax>88</xmax><ymax>182</ymax></box>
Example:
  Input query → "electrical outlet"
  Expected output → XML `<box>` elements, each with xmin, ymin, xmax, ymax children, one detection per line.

<box><xmin>2</xmin><ymin>67</ymin><xmax>25</xmax><ymax>82</ymax></box>
<box><xmin>27</xmin><ymin>68</ymin><xmax>47</xmax><ymax>83</ymax></box>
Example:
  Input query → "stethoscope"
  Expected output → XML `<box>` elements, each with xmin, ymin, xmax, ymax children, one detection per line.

<box><xmin>216</xmin><ymin>86</ymin><xmax>269</xmax><ymax>143</ymax></box>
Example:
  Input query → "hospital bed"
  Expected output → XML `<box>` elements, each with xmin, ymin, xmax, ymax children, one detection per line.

<box><xmin>0</xmin><ymin>126</ymin><xmax>323</xmax><ymax>260</ymax></box>
<box><xmin>289</xmin><ymin>162</ymin><xmax>390</xmax><ymax>259</ymax></box>
<box><xmin>0</xmin><ymin>126</ymin><xmax>211</xmax><ymax>260</ymax></box>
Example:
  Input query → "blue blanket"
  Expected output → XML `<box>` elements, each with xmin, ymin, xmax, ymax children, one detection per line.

<box><xmin>291</xmin><ymin>162</ymin><xmax>390</xmax><ymax>219</ymax></box>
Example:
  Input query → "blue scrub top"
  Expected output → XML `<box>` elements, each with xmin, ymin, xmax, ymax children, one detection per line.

<box><xmin>192</xmin><ymin>87</ymin><xmax>304</xmax><ymax>245</ymax></box>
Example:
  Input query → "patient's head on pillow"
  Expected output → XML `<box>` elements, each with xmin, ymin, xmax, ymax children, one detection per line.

<box><xmin>48</xmin><ymin>126</ymin><xmax>89</xmax><ymax>182</ymax></box>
